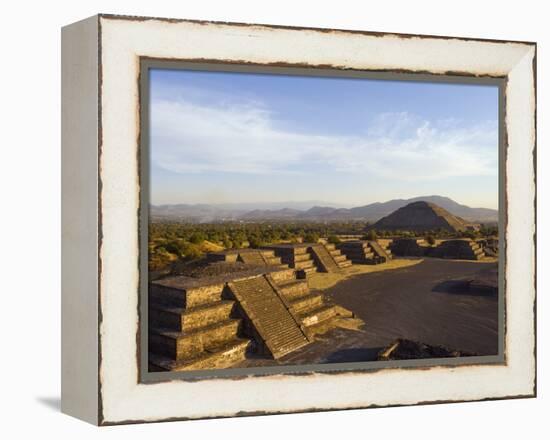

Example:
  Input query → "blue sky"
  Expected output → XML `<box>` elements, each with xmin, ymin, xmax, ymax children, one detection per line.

<box><xmin>149</xmin><ymin>68</ymin><xmax>499</xmax><ymax>209</ymax></box>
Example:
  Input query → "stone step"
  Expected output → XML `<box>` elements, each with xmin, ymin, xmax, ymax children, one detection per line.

<box><xmin>338</xmin><ymin>260</ymin><xmax>353</xmax><ymax>268</ymax></box>
<box><xmin>294</xmin><ymin>259</ymin><xmax>315</xmax><ymax>270</ymax></box>
<box><xmin>309</xmin><ymin>244</ymin><xmax>341</xmax><ymax>273</ymax></box>
<box><xmin>297</xmin><ymin>266</ymin><xmax>317</xmax><ymax>279</ymax></box>
<box><xmin>274</xmin><ymin>278</ymin><xmax>310</xmax><ymax>299</ymax></box>
<box><xmin>149</xmin><ymin>319</ymin><xmax>242</xmax><ymax>361</ymax></box>
<box><xmin>299</xmin><ymin>304</ymin><xmax>339</xmax><ymax>327</ymax></box>
<box><xmin>264</xmin><ymin>256</ymin><xmax>283</xmax><ymax>265</ymax></box>
<box><xmin>149</xmin><ymin>300</ymin><xmax>235</xmax><ymax>332</ymax></box>
<box><xmin>238</xmin><ymin>251</ymin><xmax>267</xmax><ymax>266</ymax></box>
<box><xmin>228</xmin><ymin>276</ymin><xmax>309</xmax><ymax>358</ymax></box>
<box><xmin>333</xmin><ymin>254</ymin><xmax>347</xmax><ymax>263</ymax></box>
<box><xmin>259</xmin><ymin>249</ymin><xmax>276</xmax><ymax>258</ymax></box>
<box><xmin>329</xmin><ymin>249</ymin><xmax>343</xmax><ymax>257</ymax></box>
<box><xmin>291</xmin><ymin>292</ymin><xmax>324</xmax><ymax>314</ymax></box>
<box><xmin>368</xmin><ymin>240</ymin><xmax>392</xmax><ymax>262</ymax></box>
<box><xmin>294</xmin><ymin>253</ymin><xmax>313</xmax><ymax>263</ymax></box>
<box><xmin>269</xmin><ymin>268</ymin><xmax>297</xmax><ymax>283</ymax></box>
<box><xmin>293</xmin><ymin>246</ymin><xmax>310</xmax><ymax>255</ymax></box>
<box><xmin>149</xmin><ymin>283</ymin><xmax>225</xmax><ymax>309</ymax></box>
<box><xmin>324</xmin><ymin>243</ymin><xmax>336</xmax><ymax>251</ymax></box>
<box><xmin>149</xmin><ymin>338</ymin><xmax>251</xmax><ymax>371</ymax></box>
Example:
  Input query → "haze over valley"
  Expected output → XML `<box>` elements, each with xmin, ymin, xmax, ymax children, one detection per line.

<box><xmin>151</xmin><ymin>195</ymin><xmax>498</xmax><ymax>224</ymax></box>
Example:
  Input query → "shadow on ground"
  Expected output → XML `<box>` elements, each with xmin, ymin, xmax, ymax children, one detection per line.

<box><xmin>36</xmin><ymin>396</ymin><xmax>61</xmax><ymax>412</ymax></box>
<box><xmin>432</xmin><ymin>280</ymin><xmax>496</xmax><ymax>297</ymax></box>
<box><xmin>323</xmin><ymin>347</ymin><xmax>382</xmax><ymax>363</ymax></box>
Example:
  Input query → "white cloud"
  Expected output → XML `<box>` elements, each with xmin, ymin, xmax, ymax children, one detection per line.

<box><xmin>151</xmin><ymin>98</ymin><xmax>498</xmax><ymax>181</ymax></box>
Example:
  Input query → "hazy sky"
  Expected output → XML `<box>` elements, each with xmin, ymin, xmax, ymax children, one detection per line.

<box><xmin>149</xmin><ymin>68</ymin><xmax>499</xmax><ymax>209</ymax></box>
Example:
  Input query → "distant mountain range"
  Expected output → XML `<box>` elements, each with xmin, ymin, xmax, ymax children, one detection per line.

<box><xmin>151</xmin><ymin>195</ymin><xmax>498</xmax><ymax>224</ymax></box>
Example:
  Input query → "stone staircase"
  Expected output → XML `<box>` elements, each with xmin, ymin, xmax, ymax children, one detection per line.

<box><xmin>376</xmin><ymin>239</ymin><xmax>393</xmax><ymax>259</ymax></box>
<box><xmin>337</xmin><ymin>240</ymin><xmax>386</xmax><ymax>264</ymax></box>
<box><xmin>369</xmin><ymin>240</ymin><xmax>392</xmax><ymax>262</ymax></box>
<box><xmin>268</xmin><ymin>272</ymin><xmax>353</xmax><ymax>338</ymax></box>
<box><xmin>321</xmin><ymin>243</ymin><xmax>353</xmax><ymax>269</ymax></box>
<box><xmin>149</xmin><ymin>280</ymin><xmax>252</xmax><ymax>371</ymax></box>
<box><xmin>228</xmin><ymin>273</ymin><xmax>309</xmax><ymax>359</ymax></box>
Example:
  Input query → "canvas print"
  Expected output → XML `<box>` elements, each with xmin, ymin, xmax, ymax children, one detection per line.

<box><xmin>146</xmin><ymin>68</ymin><xmax>500</xmax><ymax>373</ymax></box>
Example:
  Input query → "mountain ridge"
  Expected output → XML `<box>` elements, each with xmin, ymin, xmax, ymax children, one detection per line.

<box><xmin>151</xmin><ymin>195</ymin><xmax>498</xmax><ymax>223</ymax></box>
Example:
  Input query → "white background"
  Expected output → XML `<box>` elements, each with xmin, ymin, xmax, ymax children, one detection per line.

<box><xmin>0</xmin><ymin>0</ymin><xmax>546</xmax><ymax>438</ymax></box>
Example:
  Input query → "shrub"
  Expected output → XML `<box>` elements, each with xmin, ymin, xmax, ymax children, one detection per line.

<box><xmin>189</xmin><ymin>231</ymin><xmax>207</xmax><ymax>244</ymax></box>
<box><xmin>327</xmin><ymin>235</ymin><xmax>341</xmax><ymax>244</ymax></box>
<box><xmin>303</xmin><ymin>232</ymin><xmax>320</xmax><ymax>243</ymax></box>
<box><xmin>248</xmin><ymin>237</ymin><xmax>264</xmax><ymax>249</ymax></box>
<box><xmin>425</xmin><ymin>235</ymin><xmax>436</xmax><ymax>246</ymax></box>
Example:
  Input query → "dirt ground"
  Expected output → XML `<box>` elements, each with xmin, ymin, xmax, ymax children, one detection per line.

<box><xmin>236</xmin><ymin>258</ymin><xmax>499</xmax><ymax>368</ymax></box>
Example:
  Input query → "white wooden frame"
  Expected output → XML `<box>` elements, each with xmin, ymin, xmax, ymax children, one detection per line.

<box><xmin>61</xmin><ymin>14</ymin><xmax>536</xmax><ymax>425</ymax></box>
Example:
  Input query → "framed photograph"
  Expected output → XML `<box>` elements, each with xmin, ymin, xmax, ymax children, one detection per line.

<box><xmin>61</xmin><ymin>14</ymin><xmax>536</xmax><ymax>425</ymax></box>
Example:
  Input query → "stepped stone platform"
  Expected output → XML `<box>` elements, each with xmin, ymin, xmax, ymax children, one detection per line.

<box><xmin>390</xmin><ymin>238</ymin><xmax>428</xmax><ymax>257</ymax></box>
<box><xmin>337</xmin><ymin>240</ymin><xmax>391</xmax><ymax>265</ymax></box>
<box><xmin>149</xmin><ymin>260</ymin><xmax>354</xmax><ymax>371</ymax></box>
<box><xmin>207</xmin><ymin>248</ymin><xmax>286</xmax><ymax>268</ymax></box>
<box><xmin>430</xmin><ymin>239</ymin><xmax>486</xmax><ymax>260</ymax></box>
<box><xmin>263</xmin><ymin>244</ymin><xmax>317</xmax><ymax>278</ymax></box>
<box><xmin>264</xmin><ymin>243</ymin><xmax>351</xmax><ymax>277</ymax></box>
<box><xmin>389</xmin><ymin>238</ymin><xmax>488</xmax><ymax>261</ymax></box>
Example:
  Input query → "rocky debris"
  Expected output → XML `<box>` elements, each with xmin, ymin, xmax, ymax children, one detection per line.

<box><xmin>377</xmin><ymin>338</ymin><xmax>477</xmax><ymax>360</ymax></box>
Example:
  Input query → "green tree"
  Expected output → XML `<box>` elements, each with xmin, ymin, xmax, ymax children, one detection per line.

<box><xmin>303</xmin><ymin>232</ymin><xmax>320</xmax><ymax>243</ymax></box>
<box><xmin>363</xmin><ymin>229</ymin><xmax>378</xmax><ymax>241</ymax></box>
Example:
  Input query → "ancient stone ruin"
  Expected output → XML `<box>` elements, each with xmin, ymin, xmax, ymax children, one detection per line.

<box><xmin>390</xmin><ymin>238</ymin><xmax>487</xmax><ymax>260</ymax></box>
<box><xmin>148</xmin><ymin>246</ymin><xmax>355</xmax><ymax>371</ymax></box>
<box><xmin>429</xmin><ymin>239</ymin><xmax>486</xmax><ymax>260</ymax></box>
<box><xmin>336</xmin><ymin>240</ymin><xmax>392</xmax><ymax>264</ymax></box>
<box><xmin>264</xmin><ymin>243</ymin><xmax>351</xmax><ymax>277</ymax></box>
<box><xmin>390</xmin><ymin>238</ymin><xmax>428</xmax><ymax>257</ymax></box>
<box><xmin>371</xmin><ymin>201</ymin><xmax>479</xmax><ymax>232</ymax></box>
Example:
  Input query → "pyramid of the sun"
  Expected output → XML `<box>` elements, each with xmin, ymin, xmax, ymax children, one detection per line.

<box><xmin>370</xmin><ymin>201</ymin><xmax>471</xmax><ymax>232</ymax></box>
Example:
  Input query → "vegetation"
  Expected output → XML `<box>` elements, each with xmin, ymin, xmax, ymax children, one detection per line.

<box><xmin>148</xmin><ymin>221</ymin><xmax>499</xmax><ymax>272</ymax></box>
<box><xmin>362</xmin><ymin>229</ymin><xmax>378</xmax><ymax>241</ymax></box>
<box><xmin>425</xmin><ymin>235</ymin><xmax>436</xmax><ymax>246</ymax></box>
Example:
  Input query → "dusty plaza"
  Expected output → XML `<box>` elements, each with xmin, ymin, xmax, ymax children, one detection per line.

<box><xmin>147</xmin><ymin>202</ymin><xmax>500</xmax><ymax>373</ymax></box>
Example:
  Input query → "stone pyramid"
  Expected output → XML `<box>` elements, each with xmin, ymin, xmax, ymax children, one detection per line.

<box><xmin>370</xmin><ymin>201</ymin><xmax>469</xmax><ymax>232</ymax></box>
